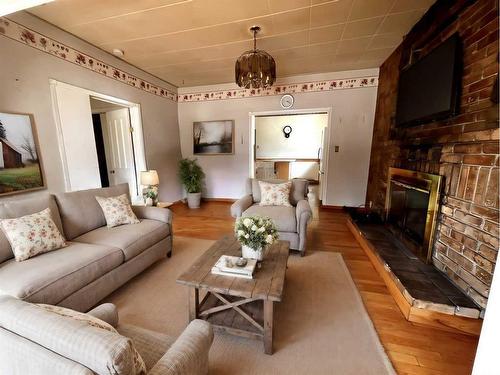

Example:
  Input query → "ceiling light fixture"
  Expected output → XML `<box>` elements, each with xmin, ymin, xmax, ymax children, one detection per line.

<box><xmin>235</xmin><ymin>26</ymin><xmax>276</xmax><ymax>89</ymax></box>
<box><xmin>0</xmin><ymin>0</ymin><xmax>54</xmax><ymax>17</ymax></box>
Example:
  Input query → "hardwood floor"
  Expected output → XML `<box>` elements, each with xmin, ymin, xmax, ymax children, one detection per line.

<box><xmin>171</xmin><ymin>201</ymin><xmax>479</xmax><ymax>375</ymax></box>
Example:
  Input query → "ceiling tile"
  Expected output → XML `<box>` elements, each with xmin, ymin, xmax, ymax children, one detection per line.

<box><xmin>349</xmin><ymin>0</ymin><xmax>393</xmax><ymax>21</ymax></box>
<box><xmin>337</xmin><ymin>36</ymin><xmax>371</xmax><ymax>54</ymax></box>
<box><xmin>369</xmin><ymin>33</ymin><xmax>403</xmax><ymax>49</ymax></box>
<box><xmin>360</xmin><ymin>47</ymin><xmax>395</xmax><ymax>61</ymax></box>
<box><xmin>268</xmin><ymin>0</ymin><xmax>311</xmax><ymax>13</ymax></box>
<box><xmin>378</xmin><ymin>9</ymin><xmax>425</xmax><ymax>34</ymax></box>
<box><xmin>342</xmin><ymin>17</ymin><xmax>383</xmax><ymax>39</ymax></box>
<box><xmin>29</xmin><ymin>0</ymin><xmax>187</xmax><ymax>28</ymax></box>
<box><xmin>391</xmin><ymin>0</ymin><xmax>436</xmax><ymax>13</ymax></box>
<box><xmin>310</xmin><ymin>0</ymin><xmax>353</xmax><ymax>27</ymax></box>
<box><xmin>271</xmin><ymin>8</ymin><xmax>311</xmax><ymax>34</ymax></box>
<box><xmin>309</xmin><ymin>24</ymin><xmax>344</xmax><ymax>44</ymax></box>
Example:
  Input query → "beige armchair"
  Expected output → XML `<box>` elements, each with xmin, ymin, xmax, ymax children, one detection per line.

<box><xmin>231</xmin><ymin>178</ymin><xmax>312</xmax><ymax>255</ymax></box>
<box><xmin>0</xmin><ymin>295</ymin><xmax>213</xmax><ymax>375</ymax></box>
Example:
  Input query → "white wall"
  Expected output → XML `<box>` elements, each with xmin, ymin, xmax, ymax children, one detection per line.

<box><xmin>0</xmin><ymin>12</ymin><xmax>183</xmax><ymax>201</ymax></box>
<box><xmin>256</xmin><ymin>113</ymin><xmax>327</xmax><ymax>159</ymax></box>
<box><xmin>178</xmin><ymin>69</ymin><xmax>379</xmax><ymax>206</ymax></box>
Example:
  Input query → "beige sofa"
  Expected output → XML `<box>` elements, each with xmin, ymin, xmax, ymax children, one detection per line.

<box><xmin>231</xmin><ymin>178</ymin><xmax>312</xmax><ymax>255</ymax></box>
<box><xmin>0</xmin><ymin>183</ymin><xmax>172</xmax><ymax>312</ymax></box>
<box><xmin>0</xmin><ymin>295</ymin><xmax>213</xmax><ymax>375</ymax></box>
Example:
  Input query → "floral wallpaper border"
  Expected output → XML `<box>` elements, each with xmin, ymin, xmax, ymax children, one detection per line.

<box><xmin>0</xmin><ymin>17</ymin><xmax>177</xmax><ymax>101</ymax></box>
<box><xmin>0</xmin><ymin>17</ymin><xmax>378</xmax><ymax>103</ymax></box>
<box><xmin>177</xmin><ymin>76</ymin><xmax>378</xmax><ymax>102</ymax></box>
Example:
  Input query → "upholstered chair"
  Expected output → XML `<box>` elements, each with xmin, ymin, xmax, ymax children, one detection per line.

<box><xmin>0</xmin><ymin>295</ymin><xmax>213</xmax><ymax>375</ymax></box>
<box><xmin>231</xmin><ymin>178</ymin><xmax>312</xmax><ymax>256</ymax></box>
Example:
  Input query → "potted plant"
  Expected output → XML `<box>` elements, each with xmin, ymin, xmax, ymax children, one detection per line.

<box><xmin>234</xmin><ymin>216</ymin><xmax>279</xmax><ymax>261</ymax></box>
<box><xmin>178</xmin><ymin>158</ymin><xmax>205</xmax><ymax>209</ymax></box>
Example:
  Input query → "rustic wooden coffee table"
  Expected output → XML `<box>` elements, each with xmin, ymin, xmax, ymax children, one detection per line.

<box><xmin>177</xmin><ymin>235</ymin><xmax>289</xmax><ymax>354</ymax></box>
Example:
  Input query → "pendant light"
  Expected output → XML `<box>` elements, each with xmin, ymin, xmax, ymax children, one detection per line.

<box><xmin>235</xmin><ymin>26</ymin><xmax>276</xmax><ymax>89</ymax></box>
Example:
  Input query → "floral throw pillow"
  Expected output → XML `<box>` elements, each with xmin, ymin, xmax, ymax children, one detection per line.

<box><xmin>259</xmin><ymin>181</ymin><xmax>292</xmax><ymax>207</ymax></box>
<box><xmin>0</xmin><ymin>208</ymin><xmax>67</xmax><ymax>262</ymax></box>
<box><xmin>38</xmin><ymin>304</ymin><xmax>147</xmax><ymax>375</ymax></box>
<box><xmin>96</xmin><ymin>194</ymin><xmax>139</xmax><ymax>228</ymax></box>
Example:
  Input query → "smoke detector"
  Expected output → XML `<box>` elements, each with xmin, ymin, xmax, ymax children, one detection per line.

<box><xmin>112</xmin><ymin>49</ymin><xmax>125</xmax><ymax>57</ymax></box>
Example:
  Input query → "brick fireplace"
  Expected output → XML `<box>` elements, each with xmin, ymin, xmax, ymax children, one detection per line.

<box><xmin>366</xmin><ymin>0</ymin><xmax>499</xmax><ymax>309</ymax></box>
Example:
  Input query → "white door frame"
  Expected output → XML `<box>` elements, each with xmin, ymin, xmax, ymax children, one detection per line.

<box><xmin>248</xmin><ymin>107</ymin><xmax>333</xmax><ymax>203</ymax></box>
<box><xmin>49</xmin><ymin>80</ymin><xmax>146</xmax><ymax>200</ymax></box>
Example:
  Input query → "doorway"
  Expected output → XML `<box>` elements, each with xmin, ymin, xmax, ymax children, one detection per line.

<box><xmin>50</xmin><ymin>80</ymin><xmax>146</xmax><ymax>201</ymax></box>
<box><xmin>249</xmin><ymin>109</ymin><xmax>331</xmax><ymax>205</ymax></box>
<box><xmin>90</xmin><ymin>98</ymin><xmax>138</xmax><ymax>196</ymax></box>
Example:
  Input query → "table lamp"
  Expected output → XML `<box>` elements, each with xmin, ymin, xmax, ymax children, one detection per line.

<box><xmin>140</xmin><ymin>170</ymin><xmax>159</xmax><ymax>206</ymax></box>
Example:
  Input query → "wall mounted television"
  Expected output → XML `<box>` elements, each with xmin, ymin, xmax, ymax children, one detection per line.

<box><xmin>395</xmin><ymin>33</ymin><xmax>462</xmax><ymax>128</ymax></box>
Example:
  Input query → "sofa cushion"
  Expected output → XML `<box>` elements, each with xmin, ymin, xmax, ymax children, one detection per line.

<box><xmin>243</xmin><ymin>204</ymin><xmax>297</xmax><ymax>233</ymax></box>
<box><xmin>74</xmin><ymin>219</ymin><xmax>169</xmax><ymax>261</ymax></box>
<box><xmin>55</xmin><ymin>183</ymin><xmax>130</xmax><ymax>240</ymax></box>
<box><xmin>259</xmin><ymin>181</ymin><xmax>292</xmax><ymax>206</ymax></box>
<box><xmin>1</xmin><ymin>208</ymin><xmax>67</xmax><ymax>262</ymax></box>
<box><xmin>247</xmin><ymin>178</ymin><xmax>309</xmax><ymax>205</ymax></box>
<box><xmin>0</xmin><ymin>241</ymin><xmax>123</xmax><ymax>304</ymax></box>
<box><xmin>96</xmin><ymin>194</ymin><xmax>140</xmax><ymax>228</ymax></box>
<box><xmin>0</xmin><ymin>194</ymin><xmax>64</xmax><ymax>264</ymax></box>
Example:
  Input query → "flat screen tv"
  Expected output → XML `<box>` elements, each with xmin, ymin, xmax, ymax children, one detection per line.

<box><xmin>395</xmin><ymin>33</ymin><xmax>462</xmax><ymax>127</ymax></box>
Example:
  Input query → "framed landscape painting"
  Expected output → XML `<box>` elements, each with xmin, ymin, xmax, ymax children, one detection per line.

<box><xmin>193</xmin><ymin>120</ymin><xmax>234</xmax><ymax>155</ymax></box>
<box><xmin>0</xmin><ymin>112</ymin><xmax>45</xmax><ymax>196</ymax></box>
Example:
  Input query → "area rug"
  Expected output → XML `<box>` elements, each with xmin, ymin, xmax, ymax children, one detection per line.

<box><xmin>105</xmin><ymin>237</ymin><xmax>396</xmax><ymax>375</ymax></box>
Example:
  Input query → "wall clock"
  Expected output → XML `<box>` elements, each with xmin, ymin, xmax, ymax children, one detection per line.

<box><xmin>280</xmin><ymin>94</ymin><xmax>294</xmax><ymax>109</ymax></box>
<box><xmin>283</xmin><ymin>125</ymin><xmax>293</xmax><ymax>138</ymax></box>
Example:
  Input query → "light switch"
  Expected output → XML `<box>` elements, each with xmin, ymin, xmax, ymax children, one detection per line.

<box><xmin>334</xmin><ymin>145</ymin><xmax>340</xmax><ymax>152</ymax></box>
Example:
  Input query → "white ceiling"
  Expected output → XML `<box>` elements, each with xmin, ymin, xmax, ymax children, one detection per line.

<box><xmin>29</xmin><ymin>0</ymin><xmax>435</xmax><ymax>87</ymax></box>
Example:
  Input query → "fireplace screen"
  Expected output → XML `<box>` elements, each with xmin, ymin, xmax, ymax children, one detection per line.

<box><xmin>388</xmin><ymin>181</ymin><xmax>430</xmax><ymax>245</ymax></box>
<box><xmin>385</xmin><ymin>168</ymin><xmax>442</xmax><ymax>263</ymax></box>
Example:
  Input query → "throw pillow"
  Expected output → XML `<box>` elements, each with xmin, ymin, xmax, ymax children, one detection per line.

<box><xmin>259</xmin><ymin>181</ymin><xmax>292</xmax><ymax>206</ymax></box>
<box><xmin>38</xmin><ymin>304</ymin><xmax>147</xmax><ymax>375</ymax></box>
<box><xmin>0</xmin><ymin>208</ymin><xmax>66</xmax><ymax>262</ymax></box>
<box><xmin>96</xmin><ymin>194</ymin><xmax>139</xmax><ymax>228</ymax></box>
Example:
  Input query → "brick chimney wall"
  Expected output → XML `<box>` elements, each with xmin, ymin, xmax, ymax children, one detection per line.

<box><xmin>366</xmin><ymin>0</ymin><xmax>499</xmax><ymax>308</ymax></box>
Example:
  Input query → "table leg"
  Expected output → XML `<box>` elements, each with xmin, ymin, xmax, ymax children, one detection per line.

<box><xmin>188</xmin><ymin>288</ymin><xmax>199</xmax><ymax>322</ymax></box>
<box><xmin>263</xmin><ymin>300</ymin><xmax>274</xmax><ymax>354</ymax></box>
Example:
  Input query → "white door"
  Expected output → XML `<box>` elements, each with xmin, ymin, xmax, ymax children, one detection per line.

<box><xmin>52</xmin><ymin>82</ymin><xmax>101</xmax><ymax>191</ymax></box>
<box><xmin>101</xmin><ymin>108</ymin><xmax>137</xmax><ymax>196</ymax></box>
<box><xmin>319</xmin><ymin>126</ymin><xmax>329</xmax><ymax>203</ymax></box>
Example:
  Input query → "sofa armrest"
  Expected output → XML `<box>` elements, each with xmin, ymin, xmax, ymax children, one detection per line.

<box><xmin>132</xmin><ymin>206</ymin><xmax>172</xmax><ymax>225</ymax></box>
<box><xmin>149</xmin><ymin>320</ymin><xmax>213</xmax><ymax>375</ymax></box>
<box><xmin>86</xmin><ymin>303</ymin><xmax>119</xmax><ymax>328</ymax></box>
<box><xmin>296</xmin><ymin>199</ymin><xmax>312</xmax><ymax>232</ymax></box>
<box><xmin>230</xmin><ymin>195</ymin><xmax>253</xmax><ymax>218</ymax></box>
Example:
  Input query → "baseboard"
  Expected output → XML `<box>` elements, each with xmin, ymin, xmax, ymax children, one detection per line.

<box><xmin>201</xmin><ymin>198</ymin><xmax>236</xmax><ymax>203</ymax></box>
<box><xmin>347</xmin><ymin>218</ymin><xmax>482</xmax><ymax>337</ymax></box>
<box><xmin>320</xmin><ymin>205</ymin><xmax>343</xmax><ymax>210</ymax></box>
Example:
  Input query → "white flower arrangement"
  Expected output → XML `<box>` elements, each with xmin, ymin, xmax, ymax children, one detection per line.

<box><xmin>234</xmin><ymin>215</ymin><xmax>279</xmax><ymax>250</ymax></box>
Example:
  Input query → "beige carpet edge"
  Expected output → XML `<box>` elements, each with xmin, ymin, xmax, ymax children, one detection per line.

<box><xmin>334</xmin><ymin>252</ymin><xmax>397</xmax><ymax>375</ymax></box>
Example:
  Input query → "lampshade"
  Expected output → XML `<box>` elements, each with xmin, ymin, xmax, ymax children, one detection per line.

<box><xmin>235</xmin><ymin>26</ymin><xmax>276</xmax><ymax>89</ymax></box>
<box><xmin>141</xmin><ymin>170</ymin><xmax>159</xmax><ymax>186</ymax></box>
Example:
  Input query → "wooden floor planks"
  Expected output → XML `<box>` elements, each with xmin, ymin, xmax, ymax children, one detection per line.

<box><xmin>171</xmin><ymin>202</ymin><xmax>479</xmax><ymax>375</ymax></box>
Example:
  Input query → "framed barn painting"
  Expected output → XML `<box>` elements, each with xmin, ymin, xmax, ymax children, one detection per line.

<box><xmin>193</xmin><ymin>120</ymin><xmax>234</xmax><ymax>155</ymax></box>
<box><xmin>0</xmin><ymin>112</ymin><xmax>45</xmax><ymax>196</ymax></box>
